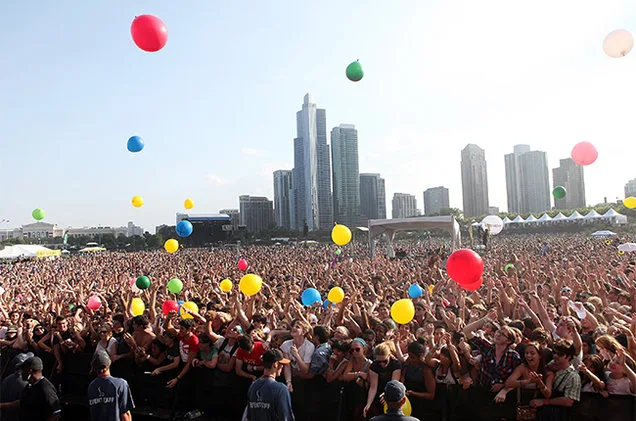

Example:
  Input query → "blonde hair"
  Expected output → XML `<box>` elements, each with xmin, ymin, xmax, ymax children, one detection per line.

<box><xmin>375</xmin><ymin>342</ymin><xmax>394</xmax><ymax>358</ymax></box>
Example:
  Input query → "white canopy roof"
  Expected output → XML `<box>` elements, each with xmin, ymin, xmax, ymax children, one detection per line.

<box><xmin>0</xmin><ymin>245</ymin><xmax>53</xmax><ymax>259</ymax></box>
<box><xmin>525</xmin><ymin>215</ymin><xmax>537</xmax><ymax>222</ymax></box>
<box><xmin>591</xmin><ymin>230</ymin><xmax>617</xmax><ymax>237</ymax></box>
<box><xmin>552</xmin><ymin>212</ymin><xmax>567</xmax><ymax>220</ymax></box>
<box><xmin>603</xmin><ymin>208</ymin><xmax>620</xmax><ymax>217</ymax></box>
<box><xmin>537</xmin><ymin>213</ymin><xmax>552</xmax><ymax>221</ymax></box>
<box><xmin>502</xmin><ymin>216</ymin><xmax>512</xmax><ymax>224</ymax></box>
<box><xmin>584</xmin><ymin>210</ymin><xmax>601</xmax><ymax>218</ymax></box>
<box><xmin>511</xmin><ymin>215</ymin><xmax>525</xmax><ymax>223</ymax></box>
<box><xmin>568</xmin><ymin>211</ymin><xmax>583</xmax><ymax>219</ymax></box>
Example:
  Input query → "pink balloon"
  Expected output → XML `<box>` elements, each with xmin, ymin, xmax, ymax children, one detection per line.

<box><xmin>238</xmin><ymin>258</ymin><xmax>249</xmax><ymax>271</ymax></box>
<box><xmin>87</xmin><ymin>295</ymin><xmax>102</xmax><ymax>311</ymax></box>
<box><xmin>162</xmin><ymin>300</ymin><xmax>179</xmax><ymax>316</ymax></box>
<box><xmin>446</xmin><ymin>249</ymin><xmax>484</xmax><ymax>286</ymax></box>
<box><xmin>131</xmin><ymin>15</ymin><xmax>168</xmax><ymax>52</ymax></box>
<box><xmin>571</xmin><ymin>141</ymin><xmax>598</xmax><ymax>166</ymax></box>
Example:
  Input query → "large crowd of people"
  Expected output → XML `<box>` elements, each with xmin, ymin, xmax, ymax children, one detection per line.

<box><xmin>0</xmin><ymin>232</ymin><xmax>635</xmax><ymax>421</ymax></box>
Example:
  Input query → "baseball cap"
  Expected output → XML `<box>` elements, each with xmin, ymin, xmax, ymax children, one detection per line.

<box><xmin>9</xmin><ymin>352</ymin><xmax>34</xmax><ymax>372</ymax></box>
<box><xmin>91</xmin><ymin>350</ymin><xmax>111</xmax><ymax>372</ymax></box>
<box><xmin>384</xmin><ymin>380</ymin><xmax>406</xmax><ymax>402</ymax></box>
<box><xmin>18</xmin><ymin>356</ymin><xmax>43</xmax><ymax>371</ymax></box>
<box><xmin>262</xmin><ymin>349</ymin><xmax>290</xmax><ymax>366</ymax></box>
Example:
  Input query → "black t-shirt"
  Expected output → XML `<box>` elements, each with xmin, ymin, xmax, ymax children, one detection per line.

<box><xmin>51</xmin><ymin>330</ymin><xmax>73</xmax><ymax>347</ymax></box>
<box><xmin>18</xmin><ymin>377</ymin><xmax>61</xmax><ymax>421</ymax></box>
<box><xmin>113</xmin><ymin>331</ymin><xmax>131</xmax><ymax>355</ymax></box>
<box><xmin>370</xmin><ymin>358</ymin><xmax>402</xmax><ymax>397</ymax></box>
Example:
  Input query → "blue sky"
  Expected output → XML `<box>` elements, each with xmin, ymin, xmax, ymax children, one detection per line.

<box><xmin>1</xmin><ymin>1</ymin><xmax>636</xmax><ymax>232</ymax></box>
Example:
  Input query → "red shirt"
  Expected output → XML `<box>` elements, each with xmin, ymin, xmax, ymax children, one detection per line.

<box><xmin>236</xmin><ymin>341</ymin><xmax>265</xmax><ymax>373</ymax></box>
<box><xmin>179</xmin><ymin>334</ymin><xmax>200</xmax><ymax>362</ymax></box>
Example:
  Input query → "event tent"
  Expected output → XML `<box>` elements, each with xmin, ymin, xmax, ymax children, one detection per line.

<box><xmin>511</xmin><ymin>215</ymin><xmax>525</xmax><ymax>223</ymax></box>
<box><xmin>568</xmin><ymin>211</ymin><xmax>584</xmax><ymax>220</ymax></box>
<box><xmin>368</xmin><ymin>216</ymin><xmax>460</xmax><ymax>258</ymax></box>
<box><xmin>590</xmin><ymin>230</ymin><xmax>617</xmax><ymax>237</ymax></box>
<box><xmin>0</xmin><ymin>245</ymin><xmax>54</xmax><ymax>259</ymax></box>
<box><xmin>537</xmin><ymin>214</ymin><xmax>552</xmax><ymax>222</ymax></box>
<box><xmin>602</xmin><ymin>209</ymin><xmax>628</xmax><ymax>224</ymax></box>
<box><xmin>525</xmin><ymin>215</ymin><xmax>537</xmax><ymax>223</ymax></box>
<box><xmin>552</xmin><ymin>212</ymin><xmax>567</xmax><ymax>221</ymax></box>
<box><xmin>584</xmin><ymin>210</ymin><xmax>601</xmax><ymax>219</ymax></box>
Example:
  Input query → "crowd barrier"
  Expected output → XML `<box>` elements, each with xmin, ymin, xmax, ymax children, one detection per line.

<box><xmin>1</xmin><ymin>349</ymin><xmax>634</xmax><ymax>421</ymax></box>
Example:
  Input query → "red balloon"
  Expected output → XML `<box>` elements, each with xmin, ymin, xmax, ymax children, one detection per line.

<box><xmin>131</xmin><ymin>15</ymin><xmax>168</xmax><ymax>52</ymax></box>
<box><xmin>446</xmin><ymin>249</ymin><xmax>484</xmax><ymax>286</ymax></box>
<box><xmin>462</xmin><ymin>277</ymin><xmax>483</xmax><ymax>291</ymax></box>
<box><xmin>238</xmin><ymin>258</ymin><xmax>249</xmax><ymax>271</ymax></box>
<box><xmin>162</xmin><ymin>300</ymin><xmax>179</xmax><ymax>316</ymax></box>
<box><xmin>571</xmin><ymin>141</ymin><xmax>598</xmax><ymax>166</ymax></box>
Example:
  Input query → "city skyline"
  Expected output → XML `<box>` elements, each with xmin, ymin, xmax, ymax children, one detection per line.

<box><xmin>2</xmin><ymin>3</ymin><xmax>636</xmax><ymax>230</ymax></box>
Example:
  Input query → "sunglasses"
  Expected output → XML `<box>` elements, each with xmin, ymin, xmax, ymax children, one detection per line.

<box><xmin>351</xmin><ymin>348</ymin><xmax>362</xmax><ymax>352</ymax></box>
<box><xmin>376</xmin><ymin>358</ymin><xmax>390</xmax><ymax>365</ymax></box>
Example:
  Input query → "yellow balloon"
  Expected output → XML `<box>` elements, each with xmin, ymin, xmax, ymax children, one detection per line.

<box><xmin>328</xmin><ymin>287</ymin><xmax>345</xmax><ymax>304</ymax></box>
<box><xmin>383</xmin><ymin>396</ymin><xmax>412</xmax><ymax>416</ymax></box>
<box><xmin>619</xmin><ymin>250</ymin><xmax>625</xmax><ymax>255</ymax></box>
<box><xmin>605</xmin><ymin>240</ymin><xmax>611</xmax><ymax>245</ymax></box>
<box><xmin>180</xmin><ymin>301</ymin><xmax>199</xmax><ymax>319</ymax></box>
<box><xmin>131</xmin><ymin>195</ymin><xmax>144</xmax><ymax>208</ymax></box>
<box><xmin>625</xmin><ymin>196</ymin><xmax>636</xmax><ymax>209</ymax></box>
<box><xmin>391</xmin><ymin>299</ymin><xmax>415</xmax><ymax>325</ymax></box>
<box><xmin>131</xmin><ymin>298</ymin><xmax>145</xmax><ymax>316</ymax></box>
<box><xmin>331</xmin><ymin>224</ymin><xmax>352</xmax><ymax>246</ymax></box>
<box><xmin>164</xmin><ymin>239</ymin><xmax>179</xmax><ymax>253</ymax></box>
<box><xmin>220</xmin><ymin>278</ymin><xmax>233</xmax><ymax>293</ymax></box>
<box><xmin>239</xmin><ymin>274</ymin><xmax>263</xmax><ymax>296</ymax></box>
<box><xmin>184</xmin><ymin>198</ymin><xmax>194</xmax><ymax>210</ymax></box>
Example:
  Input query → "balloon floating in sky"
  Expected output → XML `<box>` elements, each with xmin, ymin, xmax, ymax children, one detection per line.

<box><xmin>184</xmin><ymin>198</ymin><xmax>194</xmax><ymax>210</ymax></box>
<box><xmin>408</xmin><ymin>284</ymin><xmax>423</xmax><ymax>299</ymax></box>
<box><xmin>131</xmin><ymin>298</ymin><xmax>145</xmax><ymax>316</ymax></box>
<box><xmin>624</xmin><ymin>197</ymin><xmax>636</xmax><ymax>209</ymax></box>
<box><xmin>327</xmin><ymin>287</ymin><xmax>345</xmax><ymax>304</ymax></box>
<box><xmin>603</xmin><ymin>29</ymin><xmax>633</xmax><ymax>58</ymax></box>
<box><xmin>571</xmin><ymin>142</ymin><xmax>598</xmax><ymax>166</ymax></box>
<box><xmin>180</xmin><ymin>301</ymin><xmax>199</xmax><ymax>319</ymax></box>
<box><xmin>131</xmin><ymin>195</ymin><xmax>144</xmax><ymax>208</ymax></box>
<box><xmin>332</xmin><ymin>224</ymin><xmax>352</xmax><ymax>246</ymax></box>
<box><xmin>301</xmin><ymin>288</ymin><xmax>321</xmax><ymax>306</ymax></box>
<box><xmin>176</xmin><ymin>220</ymin><xmax>193</xmax><ymax>237</ymax></box>
<box><xmin>87</xmin><ymin>296</ymin><xmax>102</xmax><ymax>311</ymax></box>
<box><xmin>237</xmin><ymin>258</ymin><xmax>249</xmax><ymax>271</ymax></box>
<box><xmin>162</xmin><ymin>300</ymin><xmax>179</xmax><ymax>316</ymax></box>
<box><xmin>131</xmin><ymin>15</ymin><xmax>168</xmax><ymax>52</ymax></box>
<box><xmin>504</xmin><ymin>263</ymin><xmax>515</xmax><ymax>274</ymax></box>
<box><xmin>480</xmin><ymin>215</ymin><xmax>504</xmax><ymax>235</ymax></box>
<box><xmin>164</xmin><ymin>239</ymin><xmax>179</xmax><ymax>253</ymax></box>
<box><xmin>32</xmin><ymin>208</ymin><xmax>45</xmax><ymax>221</ymax></box>
<box><xmin>219</xmin><ymin>278</ymin><xmax>233</xmax><ymax>293</ymax></box>
<box><xmin>346</xmin><ymin>60</ymin><xmax>364</xmax><ymax>82</ymax></box>
<box><xmin>552</xmin><ymin>186</ymin><xmax>567</xmax><ymax>199</ymax></box>
<box><xmin>446</xmin><ymin>248</ymin><xmax>484</xmax><ymax>287</ymax></box>
<box><xmin>127</xmin><ymin>136</ymin><xmax>144</xmax><ymax>153</ymax></box>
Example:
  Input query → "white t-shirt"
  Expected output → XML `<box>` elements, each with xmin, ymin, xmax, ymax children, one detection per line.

<box><xmin>280</xmin><ymin>339</ymin><xmax>315</xmax><ymax>371</ymax></box>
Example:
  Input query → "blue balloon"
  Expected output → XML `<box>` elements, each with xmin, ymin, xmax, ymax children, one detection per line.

<box><xmin>176</xmin><ymin>220</ymin><xmax>193</xmax><ymax>237</ymax></box>
<box><xmin>127</xmin><ymin>136</ymin><xmax>144</xmax><ymax>153</ymax></box>
<box><xmin>301</xmin><ymin>288</ymin><xmax>321</xmax><ymax>306</ymax></box>
<box><xmin>177</xmin><ymin>300</ymin><xmax>184</xmax><ymax>306</ymax></box>
<box><xmin>323</xmin><ymin>300</ymin><xmax>331</xmax><ymax>310</ymax></box>
<box><xmin>408</xmin><ymin>284</ymin><xmax>423</xmax><ymax>299</ymax></box>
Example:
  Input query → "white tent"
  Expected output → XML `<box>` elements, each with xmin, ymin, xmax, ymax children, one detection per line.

<box><xmin>552</xmin><ymin>212</ymin><xmax>567</xmax><ymax>221</ymax></box>
<box><xmin>591</xmin><ymin>230</ymin><xmax>617</xmax><ymax>237</ymax></box>
<box><xmin>511</xmin><ymin>215</ymin><xmax>525</xmax><ymax>223</ymax></box>
<box><xmin>537</xmin><ymin>214</ymin><xmax>552</xmax><ymax>222</ymax></box>
<box><xmin>368</xmin><ymin>216</ymin><xmax>460</xmax><ymax>258</ymax></box>
<box><xmin>0</xmin><ymin>245</ymin><xmax>54</xmax><ymax>259</ymax></box>
<box><xmin>525</xmin><ymin>215</ymin><xmax>537</xmax><ymax>223</ymax></box>
<box><xmin>584</xmin><ymin>210</ymin><xmax>601</xmax><ymax>219</ymax></box>
<box><xmin>502</xmin><ymin>216</ymin><xmax>512</xmax><ymax>224</ymax></box>
<box><xmin>602</xmin><ymin>208</ymin><xmax>628</xmax><ymax>224</ymax></box>
<box><xmin>568</xmin><ymin>211</ymin><xmax>584</xmax><ymax>220</ymax></box>
<box><xmin>618</xmin><ymin>243</ymin><xmax>636</xmax><ymax>252</ymax></box>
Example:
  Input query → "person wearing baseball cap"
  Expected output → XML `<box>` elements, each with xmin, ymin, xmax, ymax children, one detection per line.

<box><xmin>0</xmin><ymin>356</ymin><xmax>61</xmax><ymax>421</ymax></box>
<box><xmin>369</xmin><ymin>380</ymin><xmax>420</xmax><ymax>421</ymax></box>
<box><xmin>0</xmin><ymin>353</ymin><xmax>33</xmax><ymax>421</ymax></box>
<box><xmin>87</xmin><ymin>350</ymin><xmax>135</xmax><ymax>421</ymax></box>
<box><xmin>245</xmin><ymin>349</ymin><xmax>294</xmax><ymax>421</ymax></box>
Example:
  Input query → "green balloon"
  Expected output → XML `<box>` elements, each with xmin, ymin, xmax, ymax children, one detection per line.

<box><xmin>336</xmin><ymin>249</ymin><xmax>342</xmax><ymax>255</ymax></box>
<box><xmin>504</xmin><ymin>263</ymin><xmax>515</xmax><ymax>274</ymax></box>
<box><xmin>346</xmin><ymin>60</ymin><xmax>364</xmax><ymax>82</ymax></box>
<box><xmin>167</xmin><ymin>278</ymin><xmax>183</xmax><ymax>294</ymax></box>
<box><xmin>552</xmin><ymin>186</ymin><xmax>567</xmax><ymax>199</ymax></box>
<box><xmin>136</xmin><ymin>276</ymin><xmax>150</xmax><ymax>290</ymax></box>
<box><xmin>32</xmin><ymin>208</ymin><xmax>45</xmax><ymax>221</ymax></box>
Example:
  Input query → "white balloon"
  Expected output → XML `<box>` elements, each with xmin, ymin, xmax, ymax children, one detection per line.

<box><xmin>603</xmin><ymin>29</ymin><xmax>633</xmax><ymax>58</ymax></box>
<box><xmin>480</xmin><ymin>215</ymin><xmax>504</xmax><ymax>235</ymax></box>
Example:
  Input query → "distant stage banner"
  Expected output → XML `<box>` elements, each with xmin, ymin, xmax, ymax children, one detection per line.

<box><xmin>36</xmin><ymin>249</ymin><xmax>62</xmax><ymax>258</ymax></box>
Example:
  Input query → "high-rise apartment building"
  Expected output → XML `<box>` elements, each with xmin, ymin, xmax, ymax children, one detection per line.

<box><xmin>331</xmin><ymin>124</ymin><xmax>360</xmax><ymax>227</ymax></box>
<box><xmin>292</xmin><ymin>94</ymin><xmax>332</xmax><ymax>231</ymax></box>
<box><xmin>273</xmin><ymin>170</ymin><xmax>294</xmax><ymax>229</ymax></box>
<box><xmin>461</xmin><ymin>144</ymin><xmax>490</xmax><ymax>217</ymax></box>
<box><xmin>504</xmin><ymin>145</ymin><xmax>530</xmax><ymax>213</ymax></box>
<box><xmin>423</xmin><ymin>186</ymin><xmax>450</xmax><ymax>215</ymax></box>
<box><xmin>360</xmin><ymin>173</ymin><xmax>386</xmax><ymax>222</ymax></box>
<box><xmin>505</xmin><ymin>145</ymin><xmax>551</xmax><ymax>213</ymax></box>
<box><xmin>238</xmin><ymin>195</ymin><xmax>274</xmax><ymax>232</ymax></box>
<box><xmin>392</xmin><ymin>193</ymin><xmax>418</xmax><ymax>219</ymax></box>
<box><xmin>552</xmin><ymin>158</ymin><xmax>586</xmax><ymax>209</ymax></box>
<box><xmin>625</xmin><ymin>178</ymin><xmax>636</xmax><ymax>198</ymax></box>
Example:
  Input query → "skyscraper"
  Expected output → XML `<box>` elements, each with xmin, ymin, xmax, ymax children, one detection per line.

<box><xmin>553</xmin><ymin>158</ymin><xmax>586</xmax><ymax>209</ymax></box>
<box><xmin>273</xmin><ymin>170</ymin><xmax>294</xmax><ymax>229</ymax></box>
<box><xmin>625</xmin><ymin>178</ymin><xmax>636</xmax><ymax>198</ymax></box>
<box><xmin>292</xmin><ymin>94</ymin><xmax>332</xmax><ymax>231</ymax></box>
<box><xmin>392</xmin><ymin>193</ymin><xmax>418</xmax><ymax>218</ymax></box>
<box><xmin>239</xmin><ymin>195</ymin><xmax>274</xmax><ymax>232</ymax></box>
<box><xmin>331</xmin><ymin>124</ymin><xmax>360</xmax><ymax>227</ymax></box>
<box><xmin>520</xmin><ymin>150</ymin><xmax>551</xmax><ymax>213</ymax></box>
<box><xmin>504</xmin><ymin>145</ymin><xmax>530</xmax><ymax>213</ymax></box>
<box><xmin>360</xmin><ymin>173</ymin><xmax>386</xmax><ymax>222</ymax></box>
<box><xmin>423</xmin><ymin>186</ymin><xmax>450</xmax><ymax>215</ymax></box>
<box><xmin>461</xmin><ymin>144</ymin><xmax>489</xmax><ymax>218</ymax></box>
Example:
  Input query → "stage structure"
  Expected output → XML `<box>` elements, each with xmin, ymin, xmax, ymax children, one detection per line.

<box><xmin>368</xmin><ymin>215</ymin><xmax>461</xmax><ymax>259</ymax></box>
<box><xmin>176</xmin><ymin>213</ymin><xmax>236</xmax><ymax>246</ymax></box>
